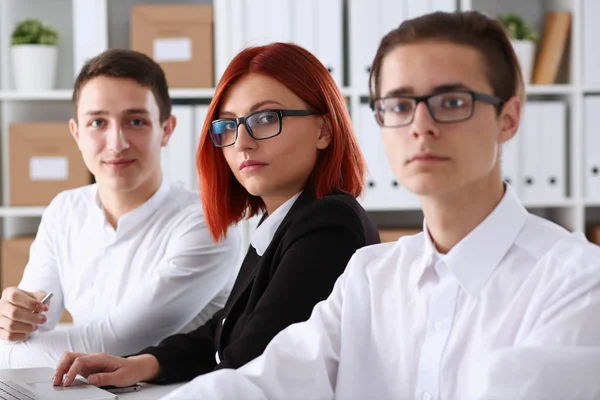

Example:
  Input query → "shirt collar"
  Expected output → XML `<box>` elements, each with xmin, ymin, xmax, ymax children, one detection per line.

<box><xmin>410</xmin><ymin>184</ymin><xmax>528</xmax><ymax>297</ymax></box>
<box><xmin>251</xmin><ymin>191</ymin><xmax>302</xmax><ymax>256</ymax></box>
<box><xmin>92</xmin><ymin>179</ymin><xmax>172</xmax><ymax>234</ymax></box>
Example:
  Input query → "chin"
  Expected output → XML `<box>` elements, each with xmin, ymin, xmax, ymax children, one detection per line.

<box><xmin>401</xmin><ymin>174</ymin><xmax>456</xmax><ymax>197</ymax></box>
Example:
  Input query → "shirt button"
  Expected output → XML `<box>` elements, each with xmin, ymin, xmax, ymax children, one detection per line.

<box><xmin>215</xmin><ymin>351</ymin><xmax>221</xmax><ymax>364</ymax></box>
<box><xmin>222</xmin><ymin>317</ymin><xmax>226</xmax><ymax>325</ymax></box>
<box><xmin>434</xmin><ymin>320</ymin><xmax>444</xmax><ymax>331</ymax></box>
<box><xmin>423</xmin><ymin>392</ymin><xmax>432</xmax><ymax>400</ymax></box>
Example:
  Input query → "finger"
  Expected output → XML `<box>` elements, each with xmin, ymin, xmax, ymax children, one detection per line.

<box><xmin>53</xmin><ymin>352</ymin><xmax>86</xmax><ymax>386</ymax></box>
<box><xmin>0</xmin><ymin>328</ymin><xmax>26</xmax><ymax>342</ymax></box>
<box><xmin>1</xmin><ymin>305</ymin><xmax>47</xmax><ymax>325</ymax></box>
<box><xmin>5</xmin><ymin>289</ymin><xmax>44</xmax><ymax>313</ymax></box>
<box><xmin>63</xmin><ymin>357</ymin><xmax>88</xmax><ymax>387</ymax></box>
<box><xmin>87</xmin><ymin>371</ymin><xmax>124</xmax><ymax>387</ymax></box>
<box><xmin>0</xmin><ymin>317</ymin><xmax>37</xmax><ymax>334</ymax></box>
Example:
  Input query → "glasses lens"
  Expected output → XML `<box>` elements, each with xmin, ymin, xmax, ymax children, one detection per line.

<box><xmin>247</xmin><ymin>111</ymin><xmax>280</xmax><ymax>139</ymax></box>
<box><xmin>375</xmin><ymin>98</ymin><xmax>416</xmax><ymax>127</ymax></box>
<box><xmin>210</xmin><ymin>120</ymin><xmax>237</xmax><ymax>147</ymax></box>
<box><xmin>430</xmin><ymin>92</ymin><xmax>473</xmax><ymax>122</ymax></box>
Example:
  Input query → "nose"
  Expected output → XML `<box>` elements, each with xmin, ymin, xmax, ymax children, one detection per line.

<box><xmin>106</xmin><ymin>124</ymin><xmax>130</xmax><ymax>153</ymax></box>
<box><xmin>233</xmin><ymin>122</ymin><xmax>256</xmax><ymax>152</ymax></box>
<box><xmin>410</xmin><ymin>102</ymin><xmax>440</xmax><ymax>139</ymax></box>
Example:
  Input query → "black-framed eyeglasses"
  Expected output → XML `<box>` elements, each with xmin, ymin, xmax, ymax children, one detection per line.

<box><xmin>369</xmin><ymin>90</ymin><xmax>505</xmax><ymax>128</ymax></box>
<box><xmin>209</xmin><ymin>109</ymin><xmax>315</xmax><ymax>147</ymax></box>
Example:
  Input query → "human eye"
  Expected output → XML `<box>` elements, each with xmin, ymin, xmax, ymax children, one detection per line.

<box><xmin>88</xmin><ymin>119</ymin><xmax>105</xmax><ymax>128</ymax></box>
<box><xmin>129</xmin><ymin>118</ymin><xmax>149</xmax><ymax>128</ymax></box>
<box><xmin>255</xmin><ymin>111</ymin><xmax>278</xmax><ymax>124</ymax></box>
<box><xmin>387</xmin><ymin>98</ymin><xmax>414</xmax><ymax>114</ymax></box>
<box><xmin>440</xmin><ymin>94</ymin><xmax>468</xmax><ymax>109</ymax></box>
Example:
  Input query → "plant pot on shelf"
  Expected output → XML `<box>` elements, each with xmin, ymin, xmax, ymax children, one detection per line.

<box><xmin>511</xmin><ymin>40</ymin><xmax>536</xmax><ymax>85</ymax></box>
<box><xmin>10</xmin><ymin>44</ymin><xmax>58</xmax><ymax>91</ymax></box>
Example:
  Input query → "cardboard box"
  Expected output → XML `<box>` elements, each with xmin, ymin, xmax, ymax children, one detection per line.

<box><xmin>131</xmin><ymin>4</ymin><xmax>214</xmax><ymax>88</ymax></box>
<box><xmin>1</xmin><ymin>237</ymin><xmax>71</xmax><ymax>323</ymax></box>
<box><xmin>9</xmin><ymin>122</ymin><xmax>91</xmax><ymax>206</ymax></box>
<box><xmin>587</xmin><ymin>225</ymin><xmax>600</xmax><ymax>246</ymax></box>
<box><xmin>379</xmin><ymin>228</ymin><xmax>422</xmax><ymax>243</ymax></box>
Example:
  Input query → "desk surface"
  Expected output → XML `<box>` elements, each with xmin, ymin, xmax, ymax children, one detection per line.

<box><xmin>119</xmin><ymin>383</ymin><xmax>183</xmax><ymax>400</ymax></box>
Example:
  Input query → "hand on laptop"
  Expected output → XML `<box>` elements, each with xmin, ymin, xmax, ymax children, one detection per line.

<box><xmin>53</xmin><ymin>352</ymin><xmax>160</xmax><ymax>388</ymax></box>
<box><xmin>0</xmin><ymin>288</ymin><xmax>49</xmax><ymax>342</ymax></box>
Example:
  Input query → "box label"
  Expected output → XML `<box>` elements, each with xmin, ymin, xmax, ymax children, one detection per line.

<box><xmin>30</xmin><ymin>157</ymin><xmax>68</xmax><ymax>181</ymax></box>
<box><xmin>153</xmin><ymin>37</ymin><xmax>192</xmax><ymax>62</ymax></box>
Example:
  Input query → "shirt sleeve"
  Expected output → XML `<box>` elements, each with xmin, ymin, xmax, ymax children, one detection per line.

<box><xmin>0</xmin><ymin>209</ymin><xmax>242</xmax><ymax>369</ymax></box>
<box><xmin>466</xmin><ymin>258</ymin><xmax>600</xmax><ymax>400</ymax></box>
<box><xmin>159</xmin><ymin>255</ymin><xmax>354</xmax><ymax>400</ymax></box>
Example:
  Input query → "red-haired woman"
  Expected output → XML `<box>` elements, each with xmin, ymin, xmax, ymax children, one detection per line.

<box><xmin>52</xmin><ymin>42</ymin><xmax>380</xmax><ymax>388</ymax></box>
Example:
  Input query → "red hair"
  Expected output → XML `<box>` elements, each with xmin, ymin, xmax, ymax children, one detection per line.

<box><xmin>198</xmin><ymin>42</ymin><xmax>366</xmax><ymax>242</ymax></box>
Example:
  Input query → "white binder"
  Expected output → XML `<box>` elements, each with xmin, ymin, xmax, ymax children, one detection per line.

<box><xmin>540</xmin><ymin>102</ymin><xmax>566</xmax><ymax>201</ymax></box>
<box><xmin>431</xmin><ymin>0</ymin><xmax>456</xmax><ymax>12</ymax></box>
<box><xmin>72</xmin><ymin>0</ymin><xmax>108</xmax><ymax>77</ymax></box>
<box><xmin>162</xmin><ymin>105</ymin><xmax>195</xmax><ymax>190</ymax></box>
<box><xmin>406</xmin><ymin>0</ymin><xmax>430</xmax><ymax>19</ymax></box>
<box><xmin>583</xmin><ymin>0</ymin><xmax>600</xmax><ymax>88</ymax></box>
<box><xmin>501</xmin><ymin>129</ymin><xmax>520</xmax><ymax>196</ymax></box>
<box><xmin>584</xmin><ymin>97</ymin><xmax>600</xmax><ymax>201</ymax></box>
<box><xmin>349</xmin><ymin>0</ymin><xmax>382</xmax><ymax>94</ymax></box>
<box><xmin>519</xmin><ymin>102</ymin><xmax>544</xmax><ymax>203</ymax></box>
<box><xmin>356</xmin><ymin>103</ymin><xmax>383</xmax><ymax>209</ymax></box>
<box><xmin>313</xmin><ymin>0</ymin><xmax>344</xmax><ymax>86</ymax></box>
<box><xmin>214</xmin><ymin>0</ymin><xmax>343</xmax><ymax>87</ymax></box>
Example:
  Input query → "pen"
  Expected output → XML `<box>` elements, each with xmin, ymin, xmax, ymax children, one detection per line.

<box><xmin>32</xmin><ymin>292</ymin><xmax>53</xmax><ymax>313</ymax></box>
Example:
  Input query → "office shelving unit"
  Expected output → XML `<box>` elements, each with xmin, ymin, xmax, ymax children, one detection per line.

<box><xmin>0</xmin><ymin>0</ymin><xmax>598</xmax><ymax>247</ymax></box>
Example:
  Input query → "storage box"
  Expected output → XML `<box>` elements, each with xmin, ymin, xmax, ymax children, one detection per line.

<box><xmin>587</xmin><ymin>225</ymin><xmax>600</xmax><ymax>246</ymax></box>
<box><xmin>1</xmin><ymin>237</ymin><xmax>71</xmax><ymax>323</ymax></box>
<box><xmin>9</xmin><ymin>122</ymin><xmax>91</xmax><ymax>206</ymax></box>
<box><xmin>379</xmin><ymin>228</ymin><xmax>422</xmax><ymax>243</ymax></box>
<box><xmin>131</xmin><ymin>4</ymin><xmax>214</xmax><ymax>88</ymax></box>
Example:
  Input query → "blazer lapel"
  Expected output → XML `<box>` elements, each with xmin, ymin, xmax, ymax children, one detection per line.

<box><xmin>225</xmin><ymin>190</ymin><xmax>316</xmax><ymax>310</ymax></box>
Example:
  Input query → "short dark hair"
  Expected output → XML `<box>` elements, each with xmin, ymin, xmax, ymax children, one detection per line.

<box><xmin>72</xmin><ymin>49</ymin><xmax>171</xmax><ymax>122</ymax></box>
<box><xmin>369</xmin><ymin>11</ymin><xmax>525</xmax><ymax>108</ymax></box>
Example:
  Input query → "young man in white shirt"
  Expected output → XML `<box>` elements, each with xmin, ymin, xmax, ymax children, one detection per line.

<box><xmin>0</xmin><ymin>49</ymin><xmax>241</xmax><ymax>368</ymax></box>
<box><xmin>154</xmin><ymin>11</ymin><xmax>600</xmax><ymax>399</ymax></box>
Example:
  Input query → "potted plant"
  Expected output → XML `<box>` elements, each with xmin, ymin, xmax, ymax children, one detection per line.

<box><xmin>10</xmin><ymin>18</ymin><xmax>59</xmax><ymax>91</ymax></box>
<box><xmin>498</xmin><ymin>13</ymin><xmax>538</xmax><ymax>84</ymax></box>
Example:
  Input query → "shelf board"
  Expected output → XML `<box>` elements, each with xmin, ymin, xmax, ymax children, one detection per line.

<box><xmin>525</xmin><ymin>84</ymin><xmax>573</xmax><ymax>95</ymax></box>
<box><xmin>522</xmin><ymin>198</ymin><xmax>575</xmax><ymax>208</ymax></box>
<box><xmin>0</xmin><ymin>207</ymin><xmax>46</xmax><ymax>217</ymax></box>
<box><xmin>585</xmin><ymin>200</ymin><xmax>600</xmax><ymax>207</ymax></box>
<box><xmin>0</xmin><ymin>90</ymin><xmax>73</xmax><ymax>101</ymax></box>
<box><xmin>0</xmin><ymin>87</ymin><xmax>355</xmax><ymax>101</ymax></box>
<box><xmin>584</xmin><ymin>87</ymin><xmax>600</xmax><ymax>95</ymax></box>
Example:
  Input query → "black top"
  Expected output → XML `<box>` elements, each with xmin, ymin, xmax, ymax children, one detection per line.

<box><xmin>134</xmin><ymin>189</ymin><xmax>380</xmax><ymax>384</ymax></box>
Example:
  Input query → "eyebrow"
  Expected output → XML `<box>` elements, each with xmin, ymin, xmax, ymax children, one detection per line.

<box><xmin>383</xmin><ymin>83</ymin><xmax>474</xmax><ymax>98</ymax></box>
<box><xmin>83</xmin><ymin>108</ymin><xmax>151</xmax><ymax>117</ymax></box>
<box><xmin>220</xmin><ymin>100</ymin><xmax>285</xmax><ymax>117</ymax></box>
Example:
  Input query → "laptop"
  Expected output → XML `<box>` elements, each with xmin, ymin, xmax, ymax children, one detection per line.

<box><xmin>0</xmin><ymin>368</ymin><xmax>116</xmax><ymax>400</ymax></box>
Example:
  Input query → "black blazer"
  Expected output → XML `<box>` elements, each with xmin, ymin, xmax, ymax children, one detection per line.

<box><xmin>135</xmin><ymin>189</ymin><xmax>380</xmax><ymax>384</ymax></box>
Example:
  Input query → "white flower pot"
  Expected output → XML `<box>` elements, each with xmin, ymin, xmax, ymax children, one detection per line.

<box><xmin>11</xmin><ymin>44</ymin><xmax>58</xmax><ymax>91</ymax></box>
<box><xmin>511</xmin><ymin>40</ymin><xmax>536</xmax><ymax>84</ymax></box>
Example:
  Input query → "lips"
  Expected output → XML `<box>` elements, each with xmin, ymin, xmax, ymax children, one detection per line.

<box><xmin>407</xmin><ymin>153</ymin><xmax>449</xmax><ymax>164</ymax></box>
<box><xmin>103</xmin><ymin>159</ymin><xmax>135</xmax><ymax>168</ymax></box>
<box><xmin>239</xmin><ymin>160</ymin><xmax>268</xmax><ymax>171</ymax></box>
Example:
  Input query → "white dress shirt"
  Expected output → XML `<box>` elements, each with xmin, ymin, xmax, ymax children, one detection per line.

<box><xmin>162</xmin><ymin>185</ymin><xmax>600</xmax><ymax>400</ymax></box>
<box><xmin>0</xmin><ymin>180</ymin><xmax>241</xmax><ymax>368</ymax></box>
<box><xmin>250</xmin><ymin>191</ymin><xmax>301</xmax><ymax>256</ymax></box>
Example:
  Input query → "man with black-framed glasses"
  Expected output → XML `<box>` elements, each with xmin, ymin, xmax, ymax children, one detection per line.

<box><xmin>159</xmin><ymin>10</ymin><xmax>600</xmax><ymax>400</ymax></box>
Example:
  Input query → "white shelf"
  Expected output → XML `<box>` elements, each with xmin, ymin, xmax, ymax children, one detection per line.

<box><xmin>0</xmin><ymin>87</ymin><xmax>355</xmax><ymax>101</ymax></box>
<box><xmin>525</xmin><ymin>84</ymin><xmax>575</xmax><ymax>95</ymax></box>
<box><xmin>583</xmin><ymin>87</ymin><xmax>600</xmax><ymax>94</ymax></box>
<box><xmin>585</xmin><ymin>200</ymin><xmax>600</xmax><ymax>207</ymax></box>
<box><xmin>0</xmin><ymin>90</ymin><xmax>73</xmax><ymax>100</ymax></box>
<box><xmin>0</xmin><ymin>207</ymin><xmax>46</xmax><ymax>217</ymax></box>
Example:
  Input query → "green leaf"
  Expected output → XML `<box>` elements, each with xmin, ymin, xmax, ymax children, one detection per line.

<box><xmin>11</xmin><ymin>18</ymin><xmax>59</xmax><ymax>46</ymax></box>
